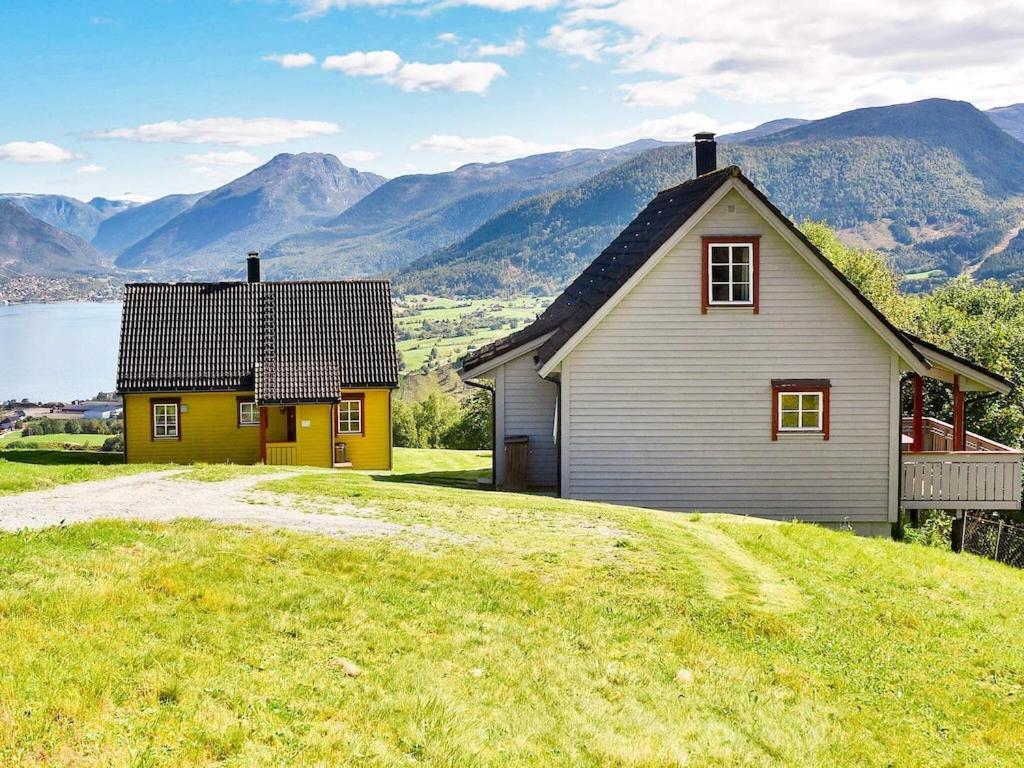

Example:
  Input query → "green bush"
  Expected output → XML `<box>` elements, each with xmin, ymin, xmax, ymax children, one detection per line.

<box><xmin>904</xmin><ymin>513</ymin><xmax>952</xmax><ymax>549</ymax></box>
<box><xmin>101</xmin><ymin>435</ymin><xmax>124</xmax><ymax>453</ymax></box>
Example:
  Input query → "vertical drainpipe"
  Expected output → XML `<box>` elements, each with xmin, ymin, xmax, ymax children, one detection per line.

<box><xmin>463</xmin><ymin>378</ymin><xmax>496</xmax><ymax>490</ymax></box>
<box><xmin>553</xmin><ymin>376</ymin><xmax>562</xmax><ymax>498</ymax></box>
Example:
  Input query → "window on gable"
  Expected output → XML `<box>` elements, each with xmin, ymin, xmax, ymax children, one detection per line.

<box><xmin>710</xmin><ymin>244</ymin><xmax>752</xmax><ymax>304</ymax></box>
<box><xmin>152</xmin><ymin>400</ymin><xmax>180</xmax><ymax>439</ymax></box>
<box><xmin>702</xmin><ymin>236</ymin><xmax>760</xmax><ymax>313</ymax></box>
<box><xmin>337</xmin><ymin>398</ymin><xmax>362</xmax><ymax>434</ymax></box>
<box><xmin>771</xmin><ymin>380</ymin><xmax>830</xmax><ymax>440</ymax></box>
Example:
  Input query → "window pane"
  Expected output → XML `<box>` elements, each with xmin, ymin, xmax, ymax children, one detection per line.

<box><xmin>711</xmin><ymin>284</ymin><xmax>730</xmax><ymax>302</ymax></box>
<box><xmin>731</xmin><ymin>246</ymin><xmax>751</xmax><ymax>264</ymax></box>
<box><xmin>780</xmin><ymin>394</ymin><xmax>799</xmax><ymax>410</ymax></box>
<box><xmin>710</xmin><ymin>246</ymin><xmax>730</xmax><ymax>262</ymax></box>
<box><xmin>801</xmin><ymin>394</ymin><xmax>820</xmax><ymax>411</ymax></box>
<box><xmin>711</xmin><ymin>265</ymin><xmax>729</xmax><ymax>282</ymax></box>
<box><xmin>732</xmin><ymin>264</ymin><xmax>749</xmax><ymax>283</ymax></box>
<box><xmin>733</xmin><ymin>283</ymin><xmax>750</xmax><ymax>302</ymax></box>
<box><xmin>802</xmin><ymin>411</ymin><xmax>820</xmax><ymax>428</ymax></box>
<box><xmin>781</xmin><ymin>412</ymin><xmax>799</xmax><ymax>428</ymax></box>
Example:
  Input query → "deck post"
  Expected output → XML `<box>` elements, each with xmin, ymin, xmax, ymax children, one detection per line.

<box><xmin>259</xmin><ymin>406</ymin><xmax>268</xmax><ymax>463</ymax></box>
<box><xmin>912</xmin><ymin>374</ymin><xmax>924</xmax><ymax>451</ymax></box>
<box><xmin>952</xmin><ymin>375</ymin><xmax>966</xmax><ymax>452</ymax></box>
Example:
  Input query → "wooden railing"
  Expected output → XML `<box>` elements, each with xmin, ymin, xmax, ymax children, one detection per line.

<box><xmin>900</xmin><ymin>416</ymin><xmax>1014</xmax><ymax>452</ymax></box>
<box><xmin>902</xmin><ymin>451</ymin><xmax>1023</xmax><ymax>510</ymax></box>
<box><xmin>266</xmin><ymin>442</ymin><xmax>298</xmax><ymax>466</ymax></box>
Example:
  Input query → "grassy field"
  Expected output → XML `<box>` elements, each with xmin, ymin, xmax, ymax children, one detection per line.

<box><xmin>1</xmin><ymin>452</ymin><xmax>1023</xmax><ymax>765</ymax></box>
<box><xmin>0</xmin><ymin>431</ymin><xmax>111</xmax><ymax>448</ymax></box>
<box><xmin>395</xmin><ymin>294</ymin><xmax>550</xmax><ymax>373</ymax></box>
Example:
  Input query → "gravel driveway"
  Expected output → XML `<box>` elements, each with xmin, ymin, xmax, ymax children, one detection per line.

<box><xmin>0</xmin><ymin>470</ymin><xmax>448</xmax><ymax>540</ymax></box>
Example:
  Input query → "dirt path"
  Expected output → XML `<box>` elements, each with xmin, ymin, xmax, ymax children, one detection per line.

<box><xmin>964</xmin><ymin>222</ymin><xmax>1024</xmax><ymax>279</ymax></box>
<box><xmin>0</xmin><ymin>470</ymin><xmax>452</xmax><ymax>541</ymax></box>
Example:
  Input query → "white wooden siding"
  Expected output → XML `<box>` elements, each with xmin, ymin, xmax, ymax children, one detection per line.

<box><xmin>562</xmin><ymin>189</ymin><xmax>895</xmax><ymax>522</ymax></box>
<box><xmin>495</xmin><ymin>350</ymin><xmax>558</xmax><ymax>489</ymax></box>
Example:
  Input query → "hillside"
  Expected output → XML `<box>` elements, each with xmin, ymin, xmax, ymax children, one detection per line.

<box><xmin>92</xmin><ymin>192</ymin><xmax>205</xmax><ymax>255</ymax></box>
<box><xmin>1</xmin><ymin>455</ymin><xmax>1023</xmax><ymax>765</ymax></box>
<box><xmin>0</xmin><ymin>200</ymin><xmax>110</xmax><ymax>276</ymax></box>
<box><xmin>0</xmin><ymin>194</ymin><xmax>110</xmax><ymax>242</ymax></box>
<box><xmin>397</xmin><ymin>99</ymin><xmax>1024</xmax><ymax>296</ymax></box>
<box><xmin>116</xmin><ymin>153</ymin><xmax>386</xmax><ymax>275</ymax></box>
<box><xmin>262</xmin><ymin>141</ymin><xmax>667</xmax><ymax>278</ymax></box>
<box><xmin>987</xmin><ymin>103</ymin><xmax>1024</xmax><ymax>142</ymax></box>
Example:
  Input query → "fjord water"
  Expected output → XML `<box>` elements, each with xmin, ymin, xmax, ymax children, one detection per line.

<box><xmin>1</xmin><ymin>302</ymin><xmax>122</xmax><ymax>402</ymax></box>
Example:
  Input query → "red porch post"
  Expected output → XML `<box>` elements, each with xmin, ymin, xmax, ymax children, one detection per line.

<box><xmin>911</xmin><ymin>374</ymin><xmax>924</xmax><ymax>451</ymax></box>
<box><xmin>952</xmin><ymin>375</ymin><xmax>966</xmax><ymax>452</ymax></box>
<box><xmin>259</xmin><ymin>406</ymin><xmax>268</xmax><ymax>463</ymax></box>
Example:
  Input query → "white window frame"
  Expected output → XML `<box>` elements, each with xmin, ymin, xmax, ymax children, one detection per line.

<box><xmin>152</xmin><ymin>402</ymin><xmax>179</xmax><ymax>439</ymax></box>
<box><xmin>238</xmin><ymin>400</ymin><xmax>259</xmax><ymax>426</ymax></box>
<box><xmin>708</xmin><ymin>242</ymin><xmax>754</xmax><ymax>306</ymax></box>
<box><xmin>777</xmin><ymin>391</ymin><xmax>823</xmax><ymax>433</ymax></box>
<box><xmin>337</xmin><ymin>399</ymin><xmax>362</xmax><ymax>435</ymax></box>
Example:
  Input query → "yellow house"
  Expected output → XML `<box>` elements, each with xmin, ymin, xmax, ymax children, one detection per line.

<box><xmin>117</xmin><ymin>256</ymin><xmax>398</xmax><ymax>469</ymax></box>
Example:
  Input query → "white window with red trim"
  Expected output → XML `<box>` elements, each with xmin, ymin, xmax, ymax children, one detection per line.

<box><xmin>771</xmin><ymin>380</ymin><xmax>830</xmax><ymax>440</ymax></box>
<box><xmin>701</xmin><ymin>236</ymin><xmax>760</xmax><ymax>314</ymax></box>
<box><xmin>709</xmin><ymin>243</ymin><xmax>753</xmax><ymax>305</ymax></box>
<box><xmin>337</xmin><ymin>398</ymin><xmax>362</xmax><ymax>434</ymax></box>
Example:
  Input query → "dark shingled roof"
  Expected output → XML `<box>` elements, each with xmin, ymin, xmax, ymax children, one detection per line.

<box><xmin>118</xmin><ymin>280</ymin><xmax>398</xmax><ymax>403</ymax></box>
<box><xmin>460</xmin><ymin>166</ymin><xmax>736</xmax><ymax>374</ymax></box>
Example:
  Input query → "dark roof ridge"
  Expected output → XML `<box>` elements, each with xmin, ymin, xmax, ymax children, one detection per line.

<box><xmin>124</xmin><ymin>278</ymin><xmax>392</xmax><ymax>288</ymax></box>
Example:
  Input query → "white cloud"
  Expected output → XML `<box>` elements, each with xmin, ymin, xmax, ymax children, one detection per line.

<box><xmin>324</xmin><ymin>50</ymin><xmax>505</xmax><ymax>93</ymax></box>
<box><xmin>322</xmin><ymin>50</ymin><xmax>403</xmax><ymax>76</ymax></box>
<box><xmin>477</xmin><ymin>36</ymin><xmax>527</xmax><ymax>57</ymax></box>
<box><xmin>290</xmin><ymin>0</ymin><xmax>556</xmax><ymax>18</ymax></box>
<box><xmin>92</xmin><ymin>118</ymin><xmax>341</xmax><ymax>146</ymax></box>
<box><xmin>437</xmin><ymin>32</ymin><xmax>460</xmax><ymax>43</ymax></box>
<box><xmin>547</xmin><ymin>0</ymin><xmax>1024</xmax><ymax>113</ymax></box>
<box><xmin>262</xmin><ymin>52</ymin><xmax>317</xmax><ymax>68</ymax></box>
<box><xmin>541</xmin><ymin>24</ymin><xmax>608</xmax><ymax>62</ymax></box>
<box><xmin>0</xmin><ymin>141</ymin><xmax>78</xmax><ymax>163</ymax></box>
<box><xmin>593</xmin><ymin>112</ymin><xmax>754</xmax><ymax>145</ymax></box>
<box><xmin>388</xmin><ymin>61</ymin><xmax>505</xmax><ymax>93</ymax></box>
<box><xmin>339</xmin><ymin>150</ymin><xmax>380</xmax><ymax>166</ymax></box>
<box><xmin>183</xmin><ymin>151</ymin><xmax>260</xmax><ymax>166</ymax></box>
<box><xmin>412</xmin><ymin>133</ymin><xmax>569</xmax><ymax>160</ymax></box>
<box><xmin>76</xmin><ymin>164</ymin><xmax>106</xmax><ymax>174</ymax></box>
<box><xmin>620</xmin><ymin>79</ymin><xmax>696</xmax><ymax>108</ymax></box>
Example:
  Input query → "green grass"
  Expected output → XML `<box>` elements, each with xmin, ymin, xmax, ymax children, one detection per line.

<box><xmin>0</xmin><ymin>451</ymin><xmax>146</xmax><ymax>496</ymax></box>
<box><xmin>0</xmin><ymin>431</ymin><xmax>111</xmax><ymax>448</ymax></box>
<box><xmin>1</xmin><ymin>453</ymin><xmax>1023</xmax><ymax>764</ymax></box>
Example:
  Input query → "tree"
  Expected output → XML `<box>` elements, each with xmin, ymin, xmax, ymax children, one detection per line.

<box><xmin>392</xmin><ymin>399</ymin><xmax>421</xmax><ymax>448</ymax></box>
<box><xmin>63</xmin><ymin>419</ymin><xmax>82</xmax><ymax>434</ymax></box>
<box><xmin>413</xmin><ymin>391</ymin><xmax>460</xmax><ymax>448</ymax></box>
<box><xmin>444</xmin><ymin>390</ymin><xmax>493</xmax><ymax>450</ymax></box>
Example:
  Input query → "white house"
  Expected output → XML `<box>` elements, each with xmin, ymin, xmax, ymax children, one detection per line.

<box><xmin>459</xmin><ymin>134</ymin><xmax>1019</xmax><ymax>536</ymax></box>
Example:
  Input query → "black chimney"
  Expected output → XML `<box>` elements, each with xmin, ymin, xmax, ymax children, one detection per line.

<box><xmin>693</xmin><ymin>132</ymin><xmax>717</xmax><ymax>177</ymax></box>
<box><xmin>246</xmin><ymin>252</ymin><xmax>260</xmax><ymax>283</ymax></box>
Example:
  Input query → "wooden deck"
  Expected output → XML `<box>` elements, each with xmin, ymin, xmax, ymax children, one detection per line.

<box><xmin>900</xmin><ymin>418</ymin><xmax>1023</xmax><ymax>511</ymax></box>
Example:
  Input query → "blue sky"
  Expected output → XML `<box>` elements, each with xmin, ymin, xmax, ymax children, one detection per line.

<box><xmin>2</xmin><ymin>0</ymin><xmax>1021</xmax><ymax>200</ymax></box>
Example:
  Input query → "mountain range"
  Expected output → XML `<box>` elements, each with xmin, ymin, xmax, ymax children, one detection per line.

<box><xmin>4</xmin><ymin>99</ymin><xmax>1024</xmax><ymax>294</ymax></box>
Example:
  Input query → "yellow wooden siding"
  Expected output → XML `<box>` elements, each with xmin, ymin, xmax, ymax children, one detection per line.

<box><xmin>296</xmin><ymin>403</ymin><xmax>333</xmax><ymax>468</ymax></box>
<box><xmin>124</xmin><ymin>388</ymin><xmax>392</xmax><ymax>469</ymax></box>
<box><xmin>124</xmin><ymin>392</ymin><xmax>259</xmax><ymax>464</ymax></box>
<box><xmin>334</xmin><ymin>389</ymin><xmax>392</xmax><ymax>470</ymax></box>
